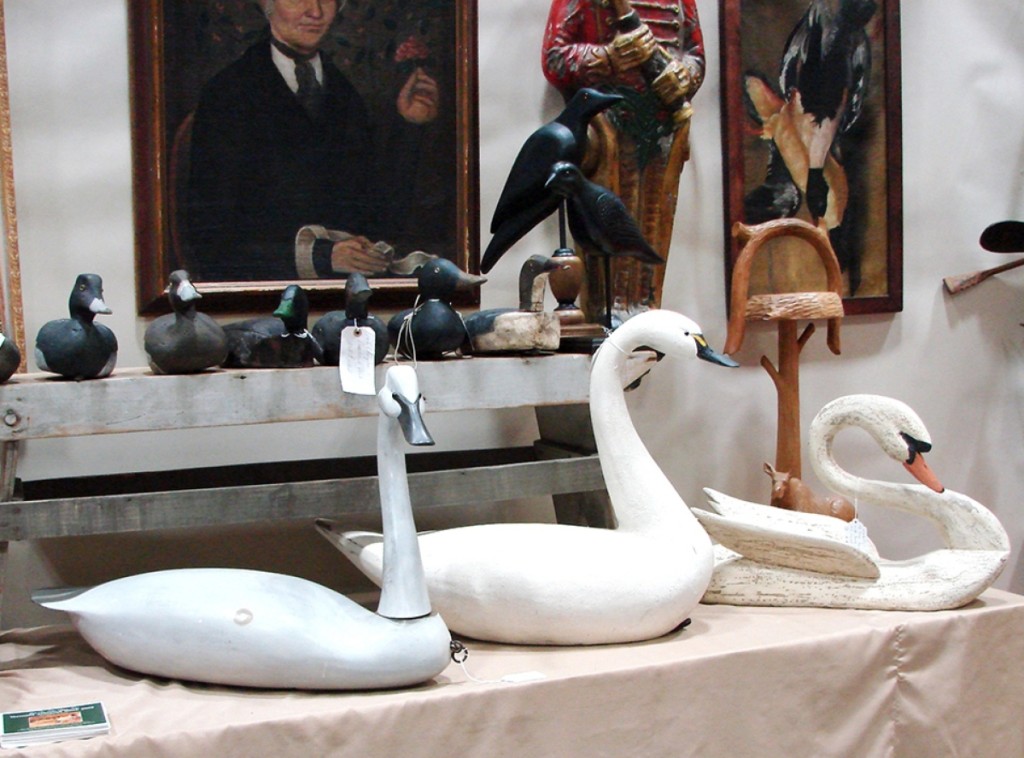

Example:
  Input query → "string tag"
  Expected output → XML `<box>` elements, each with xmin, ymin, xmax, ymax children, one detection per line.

<box><xmin>339</xmin><ymin>325</ymin><xmax>376</xmax><ymax>395</ymax></box>
<box><xmin>449</xmin><ymin>640</ymin><xmax>547</xmax><ymax>685</ymax></box>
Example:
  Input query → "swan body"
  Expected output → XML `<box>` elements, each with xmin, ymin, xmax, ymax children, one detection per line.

<box><xmin>694</xmin><ymin>394</ymin><xmax>1010</xmax><ymax>610</ymax></box>
<box><xmin>321</xmin><ymin>310</ymin><xmax>736</xmax><ymax>645</ymax></box>
<box><xmin>34</xmin><ymin>366</ymin><xmax>452</xmax><ymax>689</ymax></box>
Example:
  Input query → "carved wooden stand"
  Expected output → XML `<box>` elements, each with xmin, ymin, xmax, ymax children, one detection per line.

<box><xmin>724</xmin><ymin>219</ymin><xmax>845</xmax><ymax>479</ymax></box>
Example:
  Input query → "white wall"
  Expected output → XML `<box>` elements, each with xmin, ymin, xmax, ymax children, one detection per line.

<box><xmin>3</xmin><ymin>0</ymin><xmax>1023</xmax><ymax>627</ymax></box>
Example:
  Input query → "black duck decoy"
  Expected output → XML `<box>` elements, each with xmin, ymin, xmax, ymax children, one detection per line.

<box><xmin>35</xmin><ymin>273</ymin><xmax>118</xmax><ymax>380</ymax></box>
<box><xmin>312</xmin><ymin>273</ymin><xmax>389</xmax><ymax>366</ymax></box>
<box><xmin>465</xmin><ymin>254</ymin><xmax>563</xmax><ymax>353</ymax></box>
<box><xmin>388</xmin><ymin>255</ymin><xmax>487</xmax><ymax>360</ymax></box>
<box><xmin>222</xmin><ymin>284</ymin><xmax>323</xmax><ymax>368</ymax></box>
<box><xmin>0</xmin><ymin>327</ymin><xmax>20</xmax><ymax>383</ymax></box>
<box><xmin>545</xmin><ymin>161</ymin><xmax>664</xmax><ymax>326</ymax></box>
<box><xmin>144</xmin><ymin>270</ymin><xmax>229</xmax><ymax>374</ymax></box>
<box><xmin>481</xmin><ymin>88</ymin><xmax>623</xmax><ymax>274</ymax></box>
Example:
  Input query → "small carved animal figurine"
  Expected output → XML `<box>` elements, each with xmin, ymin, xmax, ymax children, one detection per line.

<box><xmin>222</xmin><ymin>285</ymin><xmax>323</xmax><ymax>368</ymax></box>
<box><xmin>481</xmin><ymin>87</ymin><xmax>623</xmax><ymax>273</ymax></box>
<box><xmin>312</xmin><ymin>274</ymin><xmax>389</xmax><ymax>366</ymax></box>
<box><xmin>144</xmin><ymin>270</ymin><xmax>228</xmax><ymax>374</ymax></box>
<box><xmin>35</xmin><ymin>273</ymin><xmax>118</xmax><ymax>380</ymax></box>
<box><xmin>764</xmin><ymin>462</ymin><xmax>855</xmax><ymax>522</ymax></box>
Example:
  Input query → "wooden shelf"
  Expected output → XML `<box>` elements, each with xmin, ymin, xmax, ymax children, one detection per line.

<box><xmin>0</xmin><ymin>354</ymin><xmax>607</xmax><ymax>625</ymax></box>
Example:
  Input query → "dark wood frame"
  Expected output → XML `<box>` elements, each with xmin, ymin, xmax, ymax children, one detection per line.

<box><xmin>719</xmin><ymin>0</ymin><xmax>903</xmax><ymax>315</ymax></box>
<box><xmin>129</xmin><ymin>0</ymin><xmax>479</xmax><ymax>316</ymax></box>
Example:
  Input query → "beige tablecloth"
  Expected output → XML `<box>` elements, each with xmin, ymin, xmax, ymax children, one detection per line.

<box><xmin>3</xmin><ymin>590</ymin><xmax>1023</xmax><ymax>757</ymax></box>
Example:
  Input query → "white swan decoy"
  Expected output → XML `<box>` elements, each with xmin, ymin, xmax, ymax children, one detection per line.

<box><xmin>695</xmin><ymin>394</ymin><xmax>1011</xmax><ymax>610</ymax></box>
<box><xmin>33</xmin><ymin>365</ymin><xmax>452</xmax><ymax>689</ymax></box>
<box><xmin>317</xmin><ymin>310</ymin><xmax>737</xmax><ymax>645</ymax></box>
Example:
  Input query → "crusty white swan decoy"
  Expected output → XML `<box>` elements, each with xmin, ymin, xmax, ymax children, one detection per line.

<box><xmin>33</xmin><ymin>366</ymin><xmax>451</xmax><ymax>689</ymax></box>
<box><xmin>695</xmin><ymin>394</ymin><xmax>1010</xmax><ymax>610</ymax></box>
<box><xmin>318</xmin><ymin>310</ymin><xmax>737</xmax><ymax>645</ymax></box>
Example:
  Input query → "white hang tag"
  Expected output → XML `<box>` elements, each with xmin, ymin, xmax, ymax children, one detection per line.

<box><xmin>340</xmin><ymin>326</ymin><xmax>376</xmax><ymax>395</ymax></box>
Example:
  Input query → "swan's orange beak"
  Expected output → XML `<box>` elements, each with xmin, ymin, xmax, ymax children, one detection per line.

<box><xmin>904</xmin><ymin>454</ymin><xmax>944</xmax><ymax>493</ymax></box>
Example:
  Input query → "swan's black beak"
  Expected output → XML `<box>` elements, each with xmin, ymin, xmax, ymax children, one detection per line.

<box><xmin>695</xmin><ymin>334</ymin><xmax>739</xmax><ymax>367</ymax></box>
<box><xmin>394</xmin><ymin>393</ymin><xmax>435</xmax><ymax>446</ymax></box>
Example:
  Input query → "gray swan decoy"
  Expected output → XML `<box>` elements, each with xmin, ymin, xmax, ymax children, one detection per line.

<box><xmin>144</xmin><ymin>270</ymin><xmax>228</xmax><ymax>374</ymax></box>
<box><xmin>33</xmin><ymin>365</ymin><xmax>451</xmax><ymax>689</ymax></box>
<box><xmin>35</xmin><ymin>273</ymin><xmax>117</xmax><ymax>380</ymax></box>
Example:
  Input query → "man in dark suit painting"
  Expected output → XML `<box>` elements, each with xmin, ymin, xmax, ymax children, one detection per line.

<box><xmin>186</xmin><ymin>0</ymin><xmax>439</xmax><ymax>281</ymax></box>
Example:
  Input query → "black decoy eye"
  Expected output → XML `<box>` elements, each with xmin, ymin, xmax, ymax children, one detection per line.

<box><xmin>900</xmin><ymin>432</ymin><xmax>932</xmax><ymax>464</ymax></box>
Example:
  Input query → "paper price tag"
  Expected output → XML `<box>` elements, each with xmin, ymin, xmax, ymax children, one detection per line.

<box><xmin>339</xmin><ymin>326</ymin><xmax>376</xmax><ymax>395</ymax></box>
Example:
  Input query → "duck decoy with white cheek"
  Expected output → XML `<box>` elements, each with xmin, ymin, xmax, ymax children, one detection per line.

<box><xmin>33</xmin><ymin>365</ymin><xmax>452</xmax><ymax>690</ymax></box>
<box><xmin>35</xmin><ymin>273</ymin><xmax>118</xmax><ymax>380</ymax></box>
<box><xmin>695</xmin><ymin>394</ymin><xmax>1010</xmax><ymax>611</ymax></box>
<box><xmin>465</xmin><ymin>254</ymin><xmax>563</xmax><ymax>354</ymax></box>
<box><xmin>144</xmin><ymin>270</ymin><xmax>229</xmax><ymax>374</ymax></box>
<box><xmin>222</xmin><ymin>284</ymin><xmax>323</xmax><ymax>368</ymax></box>
<box><xmin>322</xmin><ymin>310</ymin><xmax>739</xmax><ymax>646</ymax></box>
<box><xmin>388</xmin><ymin>254</ymin><xmax>487</xmax><ymax>360</ymax></box>
<box><xmin>312</xmin><ymin>274</ymin><xmax>389</xmax><ymax>366</ymax></box>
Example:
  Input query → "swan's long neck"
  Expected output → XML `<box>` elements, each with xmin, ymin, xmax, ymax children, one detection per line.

<box><xmin>590</xmin><ymin>339</ymin><xmax>696</xmax><ymax>536</ymax></box>
<box><xmin>810</xmin><ymin>403</ymin><xmax>1009</xmax><ymax>552</ymax></box>
<box><xmin>375</xmin><ymin>410</ymin><xmax>432</xmax><ymax>619</ymax></box>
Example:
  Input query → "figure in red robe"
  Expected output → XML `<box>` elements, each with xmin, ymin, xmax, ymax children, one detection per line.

<box><xmin>542</xmin><ymin>0</ymin><xmax>705</xmax><ymax>321</ymax></box>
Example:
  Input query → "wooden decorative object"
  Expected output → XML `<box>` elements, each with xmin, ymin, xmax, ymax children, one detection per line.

<box><xmin>724</xmin><ymin>218</ymin><xmax>844</xmax><ymax>480</ymax></box>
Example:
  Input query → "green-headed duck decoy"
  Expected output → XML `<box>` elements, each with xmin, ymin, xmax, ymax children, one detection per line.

<box><xmin>144</xmin><ymin>270</ymin><xmax>228</xmax><ymax>374</ymax></box>
<box><xmin>222</xmin><ymin>284</ymin><xmax>323</xmax><ymax>368</ymax></box>
<box><xmin>482</xmin><ymin>88</ymin><xmax>623</xmax><ymax>274</ymax></box>
<box><xmin>312</xmin><ymin>273</ymin><xmax>389</xmax><ymax>366</ymax></box>
<box><xmin>465</xmin><ymin>254</ymin><xmax>563</xmax><ymax>354</ymax></box>
<box><xmin>388</xmin><ymin>254</ymin><xmax>487</xmax><ymax>360</ymax></box>
<box><xmin>35</xmin><ymin>273</ymin><xmax>118</xmax><ymax>380</ymax></box>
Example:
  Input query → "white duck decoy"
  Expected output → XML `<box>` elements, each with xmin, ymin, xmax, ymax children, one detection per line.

<box><xmin>33</xmin><ymin>366</ymin><xmax>452</xmax><ymax>690</ymax></box>
<box><xmin>318</xmin><ymin>310</ymin><xmax>737</xmax><ymax>645</ymax></box>
<box><xmin>695</xmin><ymin>394</ymin><xmax>1011</xmax><ymax>611</ymax></box>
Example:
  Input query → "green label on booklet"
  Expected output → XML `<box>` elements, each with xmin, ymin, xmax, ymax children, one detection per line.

<box><xmin>2</xmin><ymin>702</ymin><xmax>109</xmax><ymax>746</ymax></box>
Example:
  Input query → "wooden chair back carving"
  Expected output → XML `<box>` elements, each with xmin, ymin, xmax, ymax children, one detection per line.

<box><xmin>724</xmin><ymin>218</ymin><xmax>844</xmax><ymax>355</ymax></box>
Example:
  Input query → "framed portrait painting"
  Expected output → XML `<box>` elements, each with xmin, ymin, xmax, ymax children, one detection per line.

<box><xmin>720</xmin><ymin>0</ymin><xmax>902</xmax><ymax>314</ymax></box>
<box><xmin>129</xmin><ymin>0</ymin><xmax>479</xmax><ymax>314</ymax></box>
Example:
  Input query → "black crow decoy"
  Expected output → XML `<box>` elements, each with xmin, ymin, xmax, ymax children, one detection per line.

<box><xmin>545</xmin><ymin>161</ymin><xmax>664</xmax><ymax>327</ymax></box>
<box><xmin>481</xmin><ymin>88</ymin><xmax>623</xmax><ymax>274</ymax></box>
